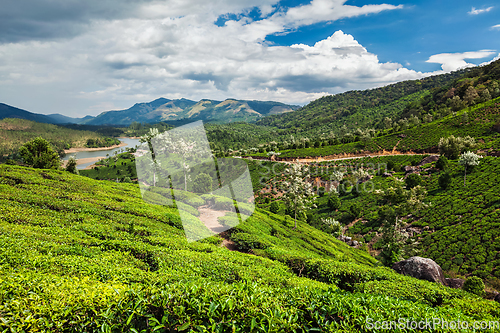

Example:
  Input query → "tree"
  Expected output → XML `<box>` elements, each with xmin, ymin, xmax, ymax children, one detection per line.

<box><xmin>65</xmin><ymin>156</ymin><xmax>79</xmax><ymax>175</ymax></box>
<box><xmin>462</xmin><ymin>111</ymin><xmax>469</xmax><ymax>124</ymax></box>
<box><xmin>19</xmin><ymin>137</ymin><xmax>60</xmax><ymax>169</ymax></box>
<box><xmin>480</xmin><ymin>88</ymin><xmax>491</xmax><ymax>103</ymax></box>
<box><xmin>281</xmin><ymin>164</ymin><xmax>317</xmax><ymax>229</ymax></box>
<box><xmin>322</xmin><ymin>217</ymin><xmax>341</xmax><ymax>237</ymax></box>
<box><xmin>458</xmin><ymin>151</ymin><xmax>482</xmax><ymax>186</ymax></box>
<box><xmin>139</xmin><ymin>128</ymin><xmax>160</xmax><ymax>186</ymax></box>
<box><xmin>192</xmin><ymin>173</ymin><xmax>212</xmax><ymax>194</ymax></box>
<box><xmin>463</xmin><ymin>86</ymin><xmax>479</xmax><ymax>106</ymax></box>
<box><xmin>449</xmin><ymin>95</ymin><xmax>465</xmax><ymax>111</ymax></box>
<box><xmin>405</xmin><ymin>173</ymin><xmax>421</xmax><ymax>189</ymax></box>
<box><xmin>327</xmin><ymin>192</ymin><xmax>341</xmax><ymax>210</ymax></box>
<box><xmin>435</xmin><ymin>155</ymin><xmax>449</xmax><ymax>170</ymax></box>
<box><xmin>438</xmin><ymin>172</ymin><xmax>452</xmax><ymax>190</ymax></box>
<box><xmin>383</xmin><ymin>117</ymin><xmax>392</xmax><ymax>129</ymax></box>
<box><xmin>438</xmin><ymin>135</ymin><xmax>476</xmax><ymax>159</ymax></box>
<box><xmin>376</xmin><ymin>178</ymin><xmax>429</xmax><ymax>266</ymax></box>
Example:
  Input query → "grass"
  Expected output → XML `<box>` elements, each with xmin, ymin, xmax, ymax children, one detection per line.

<box><xmin>1</xmin><ymin>164</ymin><xmax>499</xmax><ymax>331</ymax></box>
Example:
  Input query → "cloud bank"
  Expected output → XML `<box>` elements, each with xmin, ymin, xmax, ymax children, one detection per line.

<box><xmin>0</xmin><ymin>0</ymin><xmax>495</xmax><ymax>117</ymax></box>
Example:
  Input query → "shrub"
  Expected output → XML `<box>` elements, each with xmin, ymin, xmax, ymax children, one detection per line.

<box><xmin>405</xmin><ymin>173</ymin><xmax>422</xmax><ymax>189</ymax></box>
<box><xmin>463</xmin><ymin>276</ymin><xmax>485</xmax><ymax>297</ymax></box>
<box><xmin>438</xmin><ymin>172</ymin><xmax>452</xmax><ymax>190</ymax></box>
<box><xmin>231</xmin><ymin>233</ymin><xmax>271</xmax><ymax>251</ymax></box>
<box><xmin>435</xmin><ymin>155</ymin><xmax>449</xmax><ymax>170</ymax></box>
<box><xmin>65</xmin><ymin>156</ymin><xmax>78</xmax><ymax>175</ymax></box>
<box><xmin>349</xmin><ymin>202</ymin><xmax>362</xmax><ymax>219</ymax></box>
<box><xmin>269</xmin><ymin>201</ymin><xmax>280</xmax><ymax>214</ymax></box>
<box><xmin>318</xmin><ymin>186</ymin><xmax>326</xmax><ymax>197</ymax></box>
<box><xmin>327</xmin><ymin>192</ymin><xmax>341</xmax><ymax>210</ymax></box>
<box><xmin>387</xmin><ymin>160</ymin><xmax>395</xmax><ymax>171</ymax></box>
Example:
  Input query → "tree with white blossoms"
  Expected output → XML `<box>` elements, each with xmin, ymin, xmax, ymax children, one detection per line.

<box><xmin>140</xmin><ymin>128</ymin><xmax>160</xmax><ymax>186</ymax></box>
<box><xmin>282</xmin><ymin>163</ymin><xmax>317</xmax><ymax>230</ymax></box>
<box><xmin>458</xmin><ymin>151</ymin><xmax>482</xmax><ymax>186</ymax></box>
<box><xmin>329</xmin><ymin>170</ymin><xmax>345</xmax><ymax>193</ymax></box>
<box><xmin>375</xmin><ymin>177</ymin><xmax>429</xmax><ymax>266</ymax></box>
<box><xmin>154</xmin><ymin>131</ymin><xmax>198</xmax><ymax>191</ymax></box>
<box><xmin>322</xmin><ymin>217</ymin><xmax>342</xmax><ymax>237</ymax></box>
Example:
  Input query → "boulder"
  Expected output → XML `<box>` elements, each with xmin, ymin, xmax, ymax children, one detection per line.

<box><xmin>445</xmin><ymin>278</ymin><xmax>465</xmax><ymax>289</ymax></box>
<box><xmin>418</xmin><ymin>155</ymin><xmax>439</xmax><ymax>166</ymax></box>
<box><xmin>495</xmin><ymin>293</ymin><xmax>500</xmax><ymax>303</ymax></box>
<box><xmin>404</xmin><ymin>165</ymin><xmax>418</xmax><ymax>173</ymax></box>
<box><xmin>382</xmin><ymin>172</ymin><xmax>392</xmax><ymax>178</ymax></box>
<box><xmin>392</xmin><ymin>256</ymin><xmax>447</xmax><ymax>285</ymax></box>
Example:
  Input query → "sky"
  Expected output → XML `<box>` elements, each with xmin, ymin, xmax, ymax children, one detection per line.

<box><xmin>0</xmin><ymin>0</ymin><xmax>499</xmax><ymax>118</ymax></box>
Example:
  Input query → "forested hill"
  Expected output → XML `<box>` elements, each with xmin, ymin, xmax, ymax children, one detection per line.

<box><xmin>256</xmin><ymin>68</ymin><xmax>469</xmax><ymax>132</ymax></box>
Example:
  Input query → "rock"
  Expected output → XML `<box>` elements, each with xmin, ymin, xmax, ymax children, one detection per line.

<box><xmin>445</xmin><ymin>278</ymin><xmax>465</xmax><ymax>289</ymax></box>
<box><xmin>382</xmin><ymin>172</ymin><xmax>392</xmax><ymax>177</ymax></box>
<box><xmin>392</xmin><ymin>256</ymin><xmax>447</xmax><ymax>285</ymax></box>
<box><xmin>345</xmin><ymin>236</ymin><xmax>352</xmax><ymax>242</ymax></box>
<box><xmin>495</xmin><ymin>293</ymin><xmax>500</xmax><ymax>303</ymax></box>
<box><xmin>404</xmin><ymin>165</ymin><xmax>418</xmax><ymax>173</ymax></box>
<box><xmin>352</xmin><ymin>240</ymin><xmax>359</xmax><ymax>247</ymax></box>
<box><xmin>418</xmin><ymin>155</ymin><xmax>439</xmax><ymax>166</ymax></box>
<box><xmin>398</xmin><ymin>134</ymin><xmax>407</xmax><ymax>138</ymax></box>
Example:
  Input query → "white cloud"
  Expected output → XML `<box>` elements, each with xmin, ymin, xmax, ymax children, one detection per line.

<box><xmin>426</xmin><ymin>50</ymin><xmax>497</xmax><ymax>72</ymax></box>
<box><xmin>491</xmin><ymin>24</ymin><xmax>500</xmax><ymax>30</ymax></box>
<box><xmin>468</xmin><ymin>6</ymin><xmax>494</xmax><ymax>15</ymax></box>
<box><xmin>0</xmin><ymin>0</ymin><xmax>430</xmax><ymax>117</ymax></box>
<box><xmin>230</xmin><ymin>0</ymin><xmax>403</xmax><ymax>42</ymax></box>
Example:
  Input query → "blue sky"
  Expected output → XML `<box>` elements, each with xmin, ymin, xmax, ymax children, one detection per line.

<box><xmin>0</xmin><ymin>0</ymin><xmax>498</xmax><ymax>117</ymax></box>
<box><xmin>263</xmin><ymin>0</ymin><xmax>499</xmax><ymax>72</ymax></box>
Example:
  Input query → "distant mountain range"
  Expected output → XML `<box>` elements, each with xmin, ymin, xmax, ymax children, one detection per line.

<box><xmin>0</xmin><ymin>98</ymin><xmax>299</xmax><ymax>126</ymax></box>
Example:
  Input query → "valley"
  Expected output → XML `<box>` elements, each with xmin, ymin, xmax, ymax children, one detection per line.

<box><xmin>1</xmin><ymin>58</ymin><xmax>500</xmax><ymax>331</ymax></box>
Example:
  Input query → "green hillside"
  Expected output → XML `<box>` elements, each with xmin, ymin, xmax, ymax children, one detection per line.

<box><xmin>0</xmin><ymin>118</ymin><xmax>119</xmax><ymax>156</ymax></box>
<box><xmin>1</xmin><ymin>165</ymin><xmax>499</xmax><ymax>331</ymax></box>
<box><xmin>257</xmin><ymin>96</ymin><xmax>500</xmax><ymax>159</ymax></box>
<box><xmin>256</xmin><ymin>70</ymin><xmax>465</xmax><ymax>132</ymax></box>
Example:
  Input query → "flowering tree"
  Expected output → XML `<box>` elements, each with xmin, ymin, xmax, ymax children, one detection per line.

<box><xmin>376</xmin><ymin>178</ymin><xmax>429</xmax><ymax>266</ymax></box>
<box><xmin>140</xmin><ymin>128</ymin><xmax>160</xmax><ymax>186</ymax></box>
<box><xmin>322</xmin><ymin>217</ymin><xmax>341</xmax><ymax>237</ymax></box>
<box><xmin>458</xmin><ymin>151</ymin><xmax>482</xmax><ymax>186</ymax></box>
<box><xmin>281</xmin><ymin>164</ymin><xmax>317</xmax><ymax>229</ymax></box>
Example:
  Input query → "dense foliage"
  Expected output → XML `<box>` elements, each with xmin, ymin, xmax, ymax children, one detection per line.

<box><xmin>0</xmin><ymin>165</ymin><xmax>499</xmax><ymax>331</ymax></box>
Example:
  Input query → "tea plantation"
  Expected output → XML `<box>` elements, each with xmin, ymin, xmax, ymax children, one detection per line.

<box><xmin>1</xmin><ymin>164</ymin><xmax>499</xmax><ymax>331</ymax></box>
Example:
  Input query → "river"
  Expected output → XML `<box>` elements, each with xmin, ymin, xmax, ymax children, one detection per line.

<box><xmin>61</xmin><ymin>137</ymin><xmax>141</xmax><ymax>170</ymax></box>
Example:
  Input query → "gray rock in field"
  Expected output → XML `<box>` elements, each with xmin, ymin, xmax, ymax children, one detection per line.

<box><xmin>382</xmin><ymin>172</ymin><xmax>392</xmax><ymax>177</ymax></box>
<box><xmin>392</xmin><ymin>256</ymin><xmax>447</xmax><ymax>285</ymax></box>
<box><xmin>418</xmin><ymin>155</ymin><xmax>439</xmax><ymax>166</ymax></box>
<box><xmin>345</xmin><ymin>236</ymin><xmax>352</xmax><ymax>242</ymax></box>
<box><xmin>404</xmin><ymin>165</ymin><xmax>418</xmax><ymax>174</ymax></box>
<box><xmin>445</xmin><ymin>278</ymin><xmax>465</xmax><ymax>289</ymax></box>
<box><xmin>495</xmin><ymin>293</ymin><xmax>500</xmax><ymax>303</ymax></box>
